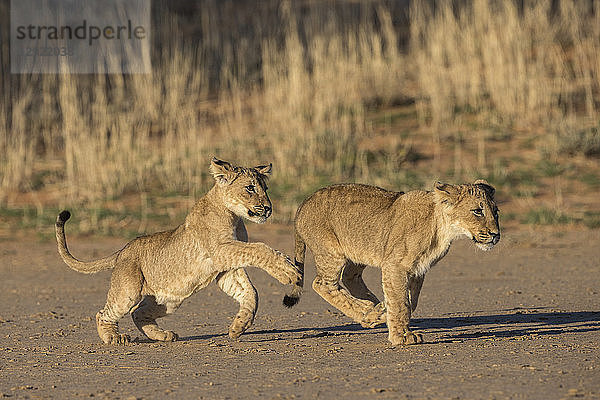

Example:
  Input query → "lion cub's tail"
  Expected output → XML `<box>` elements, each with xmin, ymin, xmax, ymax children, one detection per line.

<box><xmin>283</xmin><ymin>231</ymin><xmax>305</xmax><ymax>307</ymax></box>
<box><xmin>55</xmin><ymin>210</ymin><xmax>118</xmax><ymax>274</ymax></box>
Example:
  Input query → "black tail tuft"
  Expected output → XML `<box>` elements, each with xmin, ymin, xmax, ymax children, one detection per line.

<box><xmin>57</xmin><ymin>210</ymin><xmax>71</xmax><ymax>226</ymax></box>
<box><xmin>283</xmin><ymin>294</ymin><xmax>300</xmax><ymax>308</ymax></box>
<box><xmin>282</xmin><ymin>255</ymin><xmax>304</xmax><ymax>308</ymax></box>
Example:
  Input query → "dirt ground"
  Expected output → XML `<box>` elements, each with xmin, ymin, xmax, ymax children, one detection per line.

<box><xmin>1</xmin><ymin>225</ymin><xmax>599</xmax><ymax>399</ymax></box>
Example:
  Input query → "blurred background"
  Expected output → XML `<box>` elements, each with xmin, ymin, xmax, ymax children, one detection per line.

<box><xmin>0</xmin><ymin>0</ymin><xmax>599</xmax><ymax>238</ymax></box>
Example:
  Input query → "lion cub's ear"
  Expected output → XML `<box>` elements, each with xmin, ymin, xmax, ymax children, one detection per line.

<box><xmin>210</xmin><ymin>157</ymin><xmax>237</xmax><ymax>184</ymax></box>
<box><xmin>434</xmin><ymin>181</ymin><xmax>461</xmax><ymax>204</ymax></box>
<box><xmin>474</xmin><ymin>179</ymin><xmax>495</xmax><ymax>198</ymax></box>
<box><xmin>435</xmin><ymin>181</ymin><xmax>460</xmax><ymax>195</ymax></box>
<box><xmin>254</xmin><ymin>163</ymin><xmax>272</xmax><ymax>177</ymax></box>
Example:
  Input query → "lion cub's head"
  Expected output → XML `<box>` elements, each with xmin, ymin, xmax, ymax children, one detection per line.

<box><xmin>210</xmin><ymin>157</ymin><xmax>273</xmax><ymax>224</ymax></box>
<box><xmin>435</xmin><ymin>180</ymin><xmax>500</xmax><ymax>251</ymax></box>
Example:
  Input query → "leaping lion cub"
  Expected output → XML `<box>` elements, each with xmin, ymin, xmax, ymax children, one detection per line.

<box><xmin>284</xmin><ymin>180</ymin><xmax>500</xmax><ymax>346</ymax></box>
<box><xmin>56</xmin><ymin>158</ymin><xmax>301</xmax><ymax>345</ymax></box>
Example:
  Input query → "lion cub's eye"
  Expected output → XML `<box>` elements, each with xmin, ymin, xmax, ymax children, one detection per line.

<box><xmin>245</xmin><ymin>185</ymin><xmax>256</xmax><ymax>193</ymax></box>
<box><xmin>472</xmin><ymin>208</ymin><xmax>484</xmax><ymax>217</ymax></box>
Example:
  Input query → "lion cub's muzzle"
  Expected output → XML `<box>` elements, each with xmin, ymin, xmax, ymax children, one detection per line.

<box><xmin>473</xmin><ymin>229</ymin><xmax>500</xmax><ymax>250</ymax></box>
<box><xmin>248</xmin><ymin>204</ymin><xmax>272</xmax><ymax>219</ymax></box>
<box><xmin>490</xmin><ymin>231</ymin><xmax>500</xmax><ymax>245</ymax></box>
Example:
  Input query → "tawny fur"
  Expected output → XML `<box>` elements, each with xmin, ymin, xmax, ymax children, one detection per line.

<box><xmin>56</xmin><ymin>158</ymin><xmax>301</xmax><ymax>345</ymax></box>
<box><xmin>286</xmin><ymin>180</ymin><xmax>500</xmax><ymax>346</ymax></box>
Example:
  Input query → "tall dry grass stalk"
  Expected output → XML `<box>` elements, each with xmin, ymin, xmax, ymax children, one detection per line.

<box><xmin>410</xmin><ymin>0</ymin><xmax>600</xmax><ymax>212</ymax></box>
<box><xmin>410</xmin><ymin>0</ymin><xmax>600</xmax><ymax>129</ymax></box>
<box><xmin>0</xmin><ymin>1</ymin><xmax>405</xmax><ymax>221</ymax></box>
<box><xmin>1</xmin><ymin>1</ymin><xmax>599</xmax><ymax>224</ymax></box>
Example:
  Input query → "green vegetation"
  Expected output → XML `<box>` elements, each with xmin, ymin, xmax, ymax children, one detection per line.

<box><xmin>522</xmin><ymin>209</ymin><xmax>574</xmax><ymax>226</ymax></box>
<box><xmin>582</xmin><ymin>212</ymin><xmax>600</xmax><ymax>229</ymax></box>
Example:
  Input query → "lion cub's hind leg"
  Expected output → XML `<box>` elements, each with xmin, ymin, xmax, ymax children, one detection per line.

<box><xmin>341</xmin><ymin>262</ymin><xmax>387</xmax><ymax>328</ymax></box>
<box><xmin>216</xmin><ymin>269</ymin><xmax>258</xmax><ymax>339</ymax></box>
<box><xmin>131</xmin><ymin>296</ymin><xmax>180</xmax><ymax>342</ymax></box>
<box><xmin>96</xmin><ymin>261</ymin><xmax>143</xmax><ymax>345</ymax></box>
<box><xmin>312</xmin><ymin>255</ymin><xmax>378</xmax><ymax>326</ymax></box>
<box><xmin>96</xmin><ymin>312</ymin><xmax>130</xmax><ymax>345</ymax></box>
<box><xmin>341</xmin><ymin>262</ymin><xmax>379</xmax><ymax>303</ymax></box>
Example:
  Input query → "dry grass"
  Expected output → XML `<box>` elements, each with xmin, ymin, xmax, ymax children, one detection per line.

<box><xmin>0</xmin><ymin>0</ymin><xmax>599</xmax><ymax>231</ymax></box>
<box><xmin>408</xmin><ymin>0</ymin><xmax>600</xmax><ymax>217</ymax></box>
<box><xmin>410</xmin><ymin>0</ymin><xmax>599</xmax><ymax>134</ymax></box>
<box><xmin>1</xmin><ymin>1</ymin><xmax>406</xmax><ymax>222</ymax></box>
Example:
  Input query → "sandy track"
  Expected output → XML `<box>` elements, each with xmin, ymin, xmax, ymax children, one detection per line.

<box><xmin>1</xmin><ymin>227</ymin><xmax>599</xmax><ymax>399</ymax></box>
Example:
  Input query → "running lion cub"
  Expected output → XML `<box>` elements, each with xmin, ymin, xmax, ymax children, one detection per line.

<box><xmin>284</xmin><ymin>181</ymin><xmax>500</xmax><ymax>346</ymax></box>
<box><xmin>56</xmin><ymin>158</ymin><xmax>301</xmax><ymax>345</ymax></box>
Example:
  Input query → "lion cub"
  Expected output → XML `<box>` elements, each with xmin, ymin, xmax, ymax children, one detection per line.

<box><xmin>56</xmin><ymin>158</ymin><xmax>301</xmax><ymax>344</ymax></box>
<box><xmin>284</xmin><ymin>181</ymin><xmax>500</xmax><ymax>345</ymax></box>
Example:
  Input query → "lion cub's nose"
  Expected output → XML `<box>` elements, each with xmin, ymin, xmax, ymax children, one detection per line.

<box><xmin>491</xmin><ymin>231</ymin><xmax>500</xmax><ymax>244</ymax></box>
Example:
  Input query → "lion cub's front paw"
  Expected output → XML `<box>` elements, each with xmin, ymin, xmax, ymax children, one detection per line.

<box><xmin>274</xmin><ymin>251</ymin><xmax>302</xmax><ymax>284</ymax></box>
<box><xmin>274</xmin><ymin>250</ymin><xmax>293</xmax><ymax>266</ymax></box>
<box><xmin>102</xmin><ymin>333</ymin><xmax>131</xmax><ymax>345</ymax></box>
<box><xmin>389</xmin><ymin>331</ymin><xmax>423</xmax><ymax>346</ymax></box>
<box><xmin>228</xmin><ymin>309</ymin><xmax>255</xmax><ymax>340</ymax></box>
